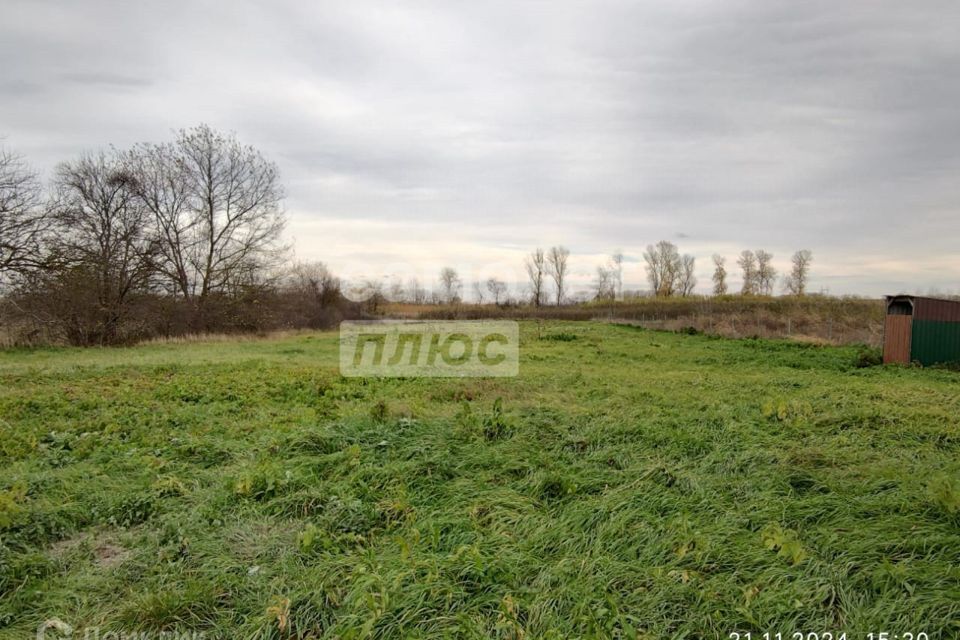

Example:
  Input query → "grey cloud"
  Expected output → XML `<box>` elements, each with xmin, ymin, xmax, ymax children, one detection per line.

<box><xmin>1</xmin><ymin>0</ymin><xmax>958</xmax><ymax>296</ymax></box>
<box><xmin>58</xmin><ymin>72</ymin><xmax>152</xmax><ymax>88</ymax></box>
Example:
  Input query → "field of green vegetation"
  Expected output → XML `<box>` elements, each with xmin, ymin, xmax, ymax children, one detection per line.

<box><xmin>0</xmin><ymin>323</ymin><xmax>957</xmax><ymax>638</ymax></box>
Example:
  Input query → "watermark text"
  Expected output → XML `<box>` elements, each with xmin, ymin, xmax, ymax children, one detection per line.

<box><xmin>340</xmin><ymin>321</ymin><xmax>519</xmax><ymax>377</ymax></box>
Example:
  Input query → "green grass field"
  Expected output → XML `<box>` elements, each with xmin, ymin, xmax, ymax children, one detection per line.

<box><xmin>0</xmin><ymin>323</ymin><xmax>958</xmax><ymax>638</ymax></box>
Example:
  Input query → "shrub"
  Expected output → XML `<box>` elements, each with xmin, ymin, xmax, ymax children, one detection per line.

<box><xmin>854</xmin><ymin>347</ymin><xmax>883</xmax><ymax>368</ymax></box>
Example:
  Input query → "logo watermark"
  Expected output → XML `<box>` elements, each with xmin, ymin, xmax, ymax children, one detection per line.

<box><xmin>340</xmin><ymin>320</ymin><xmax>519</xmax><ymax>377</ymax></box>
<box><xmin>37</xmin><ymin>619</ymin><xmax>204</xmax><ymax>640</ymax></box>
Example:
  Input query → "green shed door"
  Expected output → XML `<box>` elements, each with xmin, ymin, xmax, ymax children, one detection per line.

<box><xmin>910</xmin><ymin>320</ymin><xmax>960</xmax><ymax>366</ymax></box>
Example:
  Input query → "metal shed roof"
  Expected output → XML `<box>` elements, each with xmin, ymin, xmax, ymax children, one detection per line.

<box><xmin>886</xmin><ymin>295</ymin><xmax>960</xmax><ymax>322</ymax></box>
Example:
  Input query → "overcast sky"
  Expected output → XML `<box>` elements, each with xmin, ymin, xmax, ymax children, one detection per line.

<box><xmin>2</xmin><ymin>0</ymin><xmax>959</xmax><ymax>298</ymax></box>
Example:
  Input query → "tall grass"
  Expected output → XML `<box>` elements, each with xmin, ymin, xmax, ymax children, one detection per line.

<box><xmin>389</xmin><ymin>295</ymin><xmax>885</xmax><ymax>346</ymax></box>
<box><xmin>0</xmin><ymin>322</ymin><xmax>956</xmax><ymax>637</ymax></box>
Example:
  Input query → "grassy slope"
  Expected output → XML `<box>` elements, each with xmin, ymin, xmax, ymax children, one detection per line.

<box><xmin>0</xmin><ymin>323</ymin><xmax>957</xmax><ymax>638</ymax></box>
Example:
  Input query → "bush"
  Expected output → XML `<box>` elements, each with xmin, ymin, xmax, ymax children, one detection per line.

<box><xmin>854</xmin><ymin>347</ymin><xmax>883</xmax><ymax>368</ymax></box>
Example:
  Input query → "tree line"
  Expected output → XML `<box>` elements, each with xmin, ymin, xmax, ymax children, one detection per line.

<box><xmin>638</xmin><ymin>242</ymin><xmax>812</xmax><ymax>300</ymax></box>
<box><xmin>0</xmin><ymin>126</ymin><xmax>352</xmax><ymax>345</ymax></box>
<box><xmin>1</xmin><ymin>126</ymin><xmax>815</xmax><ymax>345</ymax></box>
<box><xmin>430</xmin><ymin>242</ymin><xmax>812</xmax><ymax>306</ymax></box>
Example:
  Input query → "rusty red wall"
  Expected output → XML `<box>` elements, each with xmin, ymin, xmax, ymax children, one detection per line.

<box><xmin>883</xmin><ymin>315</ymin><xmax>912</xmax><ymax>364</ymax></box>
<box><xmin>912</xmin><ymin>297</ymin><xmax>960</xmax><ymax>322</ymax></box>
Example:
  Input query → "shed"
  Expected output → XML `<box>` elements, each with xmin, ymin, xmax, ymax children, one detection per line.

<box><xmin>883</xmin><ymin>295</ymin><xmax>960</xmax><ymax>365</ymax></box>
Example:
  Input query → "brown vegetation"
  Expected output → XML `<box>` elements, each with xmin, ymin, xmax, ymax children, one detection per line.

<box><xmin>384</xmin><ymin>295</ymin><xmax>886</xmax><ymax>346</ymax></box>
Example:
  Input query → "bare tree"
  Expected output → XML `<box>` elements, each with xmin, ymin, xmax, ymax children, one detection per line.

<box><xmin>547</xmin><ymin>245</ymin><xmax>570</xmax><ymax>305</ymax></box>
<box><xmin>406</xmin><ymin>277</ymin><xmax>427</xmax><ymax>304</ymax></box>
<box><xmin>643</xmin><ymin>240</ymin><xmax>681</xmax><ymax>296</ymax></box>
<box><xmin>350</xmin><ymin>279</ymin><xmax>385</xmax><ymax>313</ymax></box>
<box><xmin>438</xmin><ymin>267</ymin><xmax>461</xmax><ymax>303</ymax></box>
<box><xmin>0</xmin><ymin>148</ymin><xmax>46</xmax><ymax>278</ymax></box>
<box><xmin>677</xmin><ymin>254</ymin><xmax>697</xmax><ymax>296</ymax></box>
<box><xmin>486</xmin><ymin>277</ymin><xmax>507</xmax><ymax>305</ymax></box>
<box><xmin>124</xmin><ymin>140</ymin><xmax>192</xmax><ymax>298</ymax></box>
<box><xmin>46</xmin><ymin>152</ymin><xmax>157</xmax><ymax>344</ymax></box>
<box><xmin>284</xmin><ymin>261</ymin><xmax>343</xmax><ymax>327</ymax></box>
<box><xmin>290</xmin><ymin>261</ymin><xmax>340</xmax><ymax>308</ymax></box>
<box><xmin>610</xmin><ymin>250</ymin><xmax>624</xmax><ymax>300</ymax></box>
<box><xmin>524</xmin><ymin>248</ymin><xmax>546</xmax><ymax>307</ymax></box>
<box><xmin>389</xmin><ymin>278</ymin><xmax>406</xmax><ymax>302</ymax></box>
<box><xmin>755</xmin><ymin>250</ymin><xmax>776</xmax><ymax>295</ymax></box>
<box><xmin>128</xmin><ymin>125</ymin><xmax>286</xmax><ymax>310</ymax></box>
<box><xmin>472</xmin><ymin>281</ymin><xmax>485</xmax><ymax>304</ymax></box>
<box><xmin>593</xmin><ymin>265</ymin><xmax>615</xmax><ymax>301</ymax></box>
<box><xmin>784</xmin><ymin>249</ymin><xmax>813</xmax><ymax>295</ymax></box>
<box><xmin>737</xmin><ymin>250</ymin><xmax>757</xmax><ymax>295</ymax></box>
<box><xmin>711</xmin><ymin>254</ymin><xmax>728</xmax><ymax>295</ymax></box>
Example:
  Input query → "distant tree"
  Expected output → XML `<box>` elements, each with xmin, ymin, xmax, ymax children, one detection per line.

<box><xmin>388</xmin><ymin>278</ymin><xmax>406</xmax><ymax>302</ymax></box>
<box><xmin>737</xmin><ymin>250</ymin><xmax>757</xmax><ymax>295</ymax></box>
<box><xmin>755</xmin><ymin>250</ymin><xmax>776</xmax><ymax>295</ymax></box>
<box><xmin>0</xmin><ymin>148</ymin><xmax>46</xmax><ymax>279</ymax></box>
<box><xmin>784</xmin><ymin>249</ymin><xmax>813</xmax><ymax>295</ymax></box>
<box><xmin>287</xmin><ymin>261</ymin><xmax>343</xmax><ymax>327</ymax></box>
<box><xmin>643</xmin><ymin>240</ymin><xmax>681</xmax><ymax>296</ymax></box>
<box><xmin>290</xmin><ymin>261</ymin><xmax>340</xmax><ymax>308</ymax></box>
<box><xmin>486</xmin><ymin>277</ymin><xmax>507</xmax><ymax>305</ymax></box>
<box><xmin>438</xmin><ymin>267</ymin><xmax>461</xmax><ymax>303</ymax></box>
<box><xmin>547</xmin><ymin>245</ymin><xmax>570</xmax><ymax>305</ymax></box>
<box><xmin>610</xmin><ymin>250</ymin><xmax>624</xmax><ymax>300</ymax></box>
<box><xmin>711</xmin><ymin>254</ymin><xmax>728</xmax><ymax>295</ymax></box>
<box><xmin>406</xmin><ymin>277</ymin><xmax>427</xmax><ymax>304</ymax></box>
<box><xmin>677</xmin><ymin>254</ymin><xmax>697</xmax><ymax>296</ymax></box>
<box><xmin>351</xmin><ymin>279</ymin><xmax>385</xmax><ymax>313</ymax></box>
<box><xmin>524</xmin><ymin>248</ymin><xmax>547</xmax><ymax>306</ymax></box>
<box><xmin>472</xmin><ymin>281</ymin><xmax>485</xmax><ymax>304</ymax></box>
<box><xmin>593</xmin><ymin>265</ymin><xmax>615</xmax><ymax>301</ymax></box>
